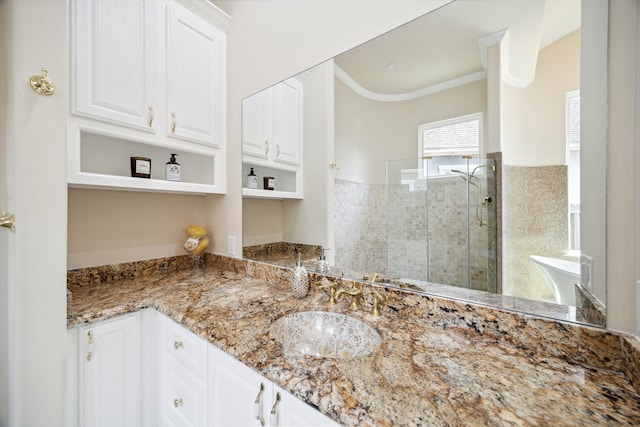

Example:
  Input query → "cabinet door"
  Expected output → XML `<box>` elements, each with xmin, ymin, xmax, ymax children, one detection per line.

<box><xmin>166</xmin><ymin>2</ymin><xmax>226</xmax><ymax>147</ymax></box>
<box><xmin>78</xmin><ymin>313</ymin><xmax>141</xmax><ymax>427</ymax></box>
<box><xmin>208</xmin><ymin>345</ymin><xmax>275</xmax><ymax>426</ymax></box>
<box><xmin>72</xmin><ymin>0</ymin><xmax>156</xmax><ymax>131</ymax></box>
<box><xmin>272</xmin><ymin>385</ymin><xmax>341</xmax><ymax>427</ymax></box>
<box><xmin>242</xmin><ymin>88</ymin><xmax>272</xmax><ymax>160</ymax></box>
<box><xmin>272</xmin><ymin>78</ymin><xmax>303</xmax><ymax>166</ymax></box>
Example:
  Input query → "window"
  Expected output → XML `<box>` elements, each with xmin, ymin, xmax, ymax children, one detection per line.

<box><xmin>418</xmin><ymin>113</ymin><xmax>482</xmax><ymax>177</ymax></box>
<box><xmin>567</xmin><ymin>91</ymin><xmax>580</xmax><ymax>251</ymax></box>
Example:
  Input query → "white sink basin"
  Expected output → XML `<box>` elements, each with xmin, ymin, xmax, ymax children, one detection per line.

<box><xmin>270</xmin><ymin>311</ymin><xmax>381</xmax><ymax>358</ymax></box>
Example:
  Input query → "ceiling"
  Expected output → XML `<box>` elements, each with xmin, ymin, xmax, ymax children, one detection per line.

<box><xmin>334</xmin><ymin>0</ymin><xmax>581</xmax><ymax>96</ymax></box>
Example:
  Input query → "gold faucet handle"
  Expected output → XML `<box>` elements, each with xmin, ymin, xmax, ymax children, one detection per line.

<box><xmin>371</xmin><ymin>289</ymin><xmax>388</xmax><ymax>317</ymax></box>
<box><xmin>316</xmin><ymin>280</ymin><xmax>339</xmax><ymax>304</ymax></box>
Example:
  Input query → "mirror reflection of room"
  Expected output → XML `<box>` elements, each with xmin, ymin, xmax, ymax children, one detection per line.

<box><xmin>242</xmin><ymin>0</ymin><xmax>606</xmax><ymax>327</ymax></box>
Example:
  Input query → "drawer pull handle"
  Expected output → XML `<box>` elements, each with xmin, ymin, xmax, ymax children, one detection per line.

<box><xmin>171</xmin><ymin>112</ymin><xmax>177</xmax><ymax>133</ymax></box>
<box><xmin>275</xmin><ymin>144</ymin><xmax>280</xmax><ymax>158</ymax></box>
<box><xmin>173</xmin><ymin>341</ymin><xmax>183</xmax><ymax>350</ymax></box>
<box><xmin>173</xmin><ymin>397</ymin><xmax>183</xmax><ymax>408</ymax></box>
<box><xmin>253</xmin><ymin>382</ymin><xmax>265</xmax><ymax>426</ymax></box>
<box><xmin>269</xmin><ymin>392</ymin><xmax>281</xmax><ymax>426</ymax></box>
<box><xmin>264</xmin><ymin>140</ymin><xmax>269</xmax><ymax>156</ymax></box>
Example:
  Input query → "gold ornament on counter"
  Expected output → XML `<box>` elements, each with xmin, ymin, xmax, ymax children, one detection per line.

<box><xmin>184</xmin><ymin>224</ymin><xmax>209</xmax><ymax>268</ymax></box>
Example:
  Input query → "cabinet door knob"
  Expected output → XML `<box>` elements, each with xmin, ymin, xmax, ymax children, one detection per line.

<box><xmin>171</xmin><ymin>112</ymin><xmax>177</xmax><ymax>133</ymax></box>
<box><xmin>173</xmin><ymin>340</ymin><xmax>183</xmax><ymax>350</ymax></box>
<box><xmin>173</xmin><ymin>397</ymin><xmax>183</xmax><ymax>408</ymax></box>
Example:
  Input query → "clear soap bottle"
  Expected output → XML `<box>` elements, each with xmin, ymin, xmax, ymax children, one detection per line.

<box><xmin>290</xmin><ymin>252</ymin><xmax>309</xmax><ymax>298</ymax></box>
<box><xmin>316</xmin><ymin>248</ymin><xmax>330</xmax><ymax>273</ymax></box>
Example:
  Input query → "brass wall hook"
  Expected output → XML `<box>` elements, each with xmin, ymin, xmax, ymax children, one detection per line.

<box><xmin>29</xmin><ymin>68</ymin><xmax>55</xmax><ymax>96</ymax></box>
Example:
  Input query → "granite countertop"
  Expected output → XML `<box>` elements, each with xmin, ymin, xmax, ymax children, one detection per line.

<box><xmin>67</xmin><ymin>263</ymin><xmax>640</xmax><ymax>426</ymax></box>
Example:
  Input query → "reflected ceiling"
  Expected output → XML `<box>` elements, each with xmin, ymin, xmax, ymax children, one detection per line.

<box><xmin>334</xmin><ymin>0</ymin><xmax>580</xmax><ymax>96</ymax></box>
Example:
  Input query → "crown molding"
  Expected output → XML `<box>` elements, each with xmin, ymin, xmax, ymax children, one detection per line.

<box><xmin>334</xmin><ymin>64</ymin><xmax>487</xmax><ymax>103</ymax></box>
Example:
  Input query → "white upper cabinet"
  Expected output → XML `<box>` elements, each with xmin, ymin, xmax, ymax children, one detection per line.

<box><xmin>166</xmin><ymin>3</ymin><xmax>226</xmax><ymax>147</ymax></box>
<box><xmin>72</xmin><ymin>0</ymin><xmax>157</xmax><ymax>132</ymax></box>
<box><xmin>271</xmin><ymin>78</ymin><xmax>303</xmax><ymax>166</ymax></box>
<box><xmin>69</xmin><ymin>0</ymin><xmax>229</xmax><ymax>194</ymax></box>
<box><xmin>242</xmin><ymin>77</ymin><xmax>303</xmax><ymax>167</ymax></box>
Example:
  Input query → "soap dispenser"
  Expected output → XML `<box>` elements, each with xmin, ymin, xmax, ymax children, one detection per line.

<box><xmin>165</xmin><ymin>153</ymin><xmax>181</xmax><ymax>182</ymax></box>
<box><xmin>316</xmin><ymin>248</ymin><xmax>330</xmax><ymax>273</ymax></box>
<box><xmin>290</xmin><ymin>252</ymin><xmax>309</xmax><ymax>298</ymax></box>
<box><xmin>247</xmin><ymin>167</ymin><xmax>258</xmax><ymax>189</ymax></box>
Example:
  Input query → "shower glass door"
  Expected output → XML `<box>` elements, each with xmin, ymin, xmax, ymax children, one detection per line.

<box><xmin>386</xmin><ymin>157</ymin><xmax>496</xmax><ymax>291</ymax></box>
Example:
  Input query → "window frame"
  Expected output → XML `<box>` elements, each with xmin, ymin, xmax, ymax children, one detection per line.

<box><xmin>417</xmin><ymin>113</ymin><xmax>483</xmax><ymax>178</ymax></box>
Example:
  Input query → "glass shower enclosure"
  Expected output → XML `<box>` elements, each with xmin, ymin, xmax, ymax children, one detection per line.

<box><xmin>386</xmin><ymin>156</ymin><xmax>497</xmax><ymax>292</ymax></box>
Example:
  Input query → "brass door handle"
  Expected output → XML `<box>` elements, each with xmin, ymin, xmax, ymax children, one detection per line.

<box><xmin>1</xmin><ymin>213</ymin><xmax>15</xmax><ymax>231</ymax></box>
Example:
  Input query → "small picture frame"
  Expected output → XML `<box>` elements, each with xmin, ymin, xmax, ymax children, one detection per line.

<box><xmin>263</xmin><ymin>176</ymin><xmax>275</xmax><ymax>190</ymax></box>
<box><xmin>130</xmin><ymin>157</ymin><xmax>151</xmax><ymax>178</ymax></box>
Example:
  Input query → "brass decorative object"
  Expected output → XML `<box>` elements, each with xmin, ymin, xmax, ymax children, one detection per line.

<box><xmin>0</xmin><ymin>213</ymin><xmax>15</xmax><ymax>231</ymax></box>
<box><xmin>29</xmin><ymin>68</ymin><xmax>55</xmax><ymax>96</ymax></box>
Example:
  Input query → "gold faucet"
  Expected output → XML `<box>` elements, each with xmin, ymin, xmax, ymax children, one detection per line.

<box><xmin>335</xmin><ymin>287</ymin><xmax>363</xmax><ymax>311</ymax></box>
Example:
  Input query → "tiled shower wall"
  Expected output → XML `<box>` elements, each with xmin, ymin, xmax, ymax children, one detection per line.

<box><xmin>334</xmin><ymin>179</ymin><xmax>387</xmax><ymax>276</ymax></box>
<box><xmin>502</xmin><ymin>165</ymin><xmax>569</xmax><ymax>302</ymax></box>
<box><xmin>335</xmin><ymin>176</ymin><xmax>496</xmax><ymax>291</ymax></box>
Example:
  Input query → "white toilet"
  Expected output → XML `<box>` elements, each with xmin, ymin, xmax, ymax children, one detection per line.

<box><xmin>530</xmin><ymin>255</ymin><xmax>581</xmax><ymax>306</ymax></box>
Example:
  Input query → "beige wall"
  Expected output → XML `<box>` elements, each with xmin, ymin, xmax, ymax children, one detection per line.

<box><xmin>335</xmin><ymin>78</ymin><xmax>487</xmax><ymax>185</ymax></box>
<box><xmin>68</xmin><ymin>190</ymin><xmax>207</xmax><ymax>269</ymax></box>
<box><xmin>502</xmin><ymin>30</ymin><xmax>580</xmax><ymax>166</ymax></box>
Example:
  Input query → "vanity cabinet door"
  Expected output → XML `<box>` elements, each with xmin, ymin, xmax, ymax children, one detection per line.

<box><xmin>272</xmin><ymin>385</ymin><xmax>341</xmax><ymax>427</ymax></box>
<box><xmin>208</xmin><ymin>344</ymin><xmax>276</xmax><ymax>426</ymax></box>
<box><xmin>72</xmin><ymin>0</ymin><xmax>157</xmax><ymax>132</ymax></box>
<box><xmin>166</xmin><ymin>2</ymin><xmax>226</xmax><ymax>147</ymax></box>
<box><xmin>242</xmin><ymin>89</ymin><xmax>273</xmax><ymax>160</ymax></box>
<box><xmin>77</xmin><ymin>312</ymin><xmax>142</xmax><ymax>427</ymax></box>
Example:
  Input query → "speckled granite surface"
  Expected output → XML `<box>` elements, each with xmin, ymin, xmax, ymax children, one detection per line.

<box><xmin>67</xmin><ymin>255</ymin><xmax>640</xmax><ymax>426</ymax></box>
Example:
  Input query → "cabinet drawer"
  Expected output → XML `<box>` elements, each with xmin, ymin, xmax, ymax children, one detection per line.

<box><xmin>161</xmin><ymin>358</ymin><xmax>207</xmax><ymax>427</ymax></box>
<box><xmin>160</xmin><ymin>316</ymin><xmax>207</xmax><ymax>377</ymax></box>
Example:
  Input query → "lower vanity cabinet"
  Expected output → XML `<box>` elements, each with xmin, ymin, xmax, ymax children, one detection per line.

<box><xmin>68</xmin><ymin>310</ymin><xmax>340</xmax><ymax>427</ymax></box>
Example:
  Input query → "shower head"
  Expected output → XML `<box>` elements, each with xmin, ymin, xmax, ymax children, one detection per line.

<box><xmin>451</xmin><ymin>169</ymin><xmax>477</xmax><ymax>187</ymax></box>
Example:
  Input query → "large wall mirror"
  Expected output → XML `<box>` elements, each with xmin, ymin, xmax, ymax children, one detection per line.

<box><xmin>241</xmin><ymin>0</ymin><xmax>607</xmax><ymax>328</ymax></box>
